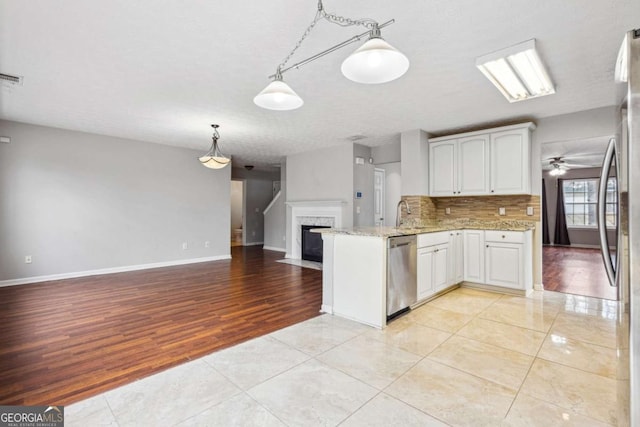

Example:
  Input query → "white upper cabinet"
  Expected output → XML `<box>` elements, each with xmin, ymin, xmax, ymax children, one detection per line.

<box><xmin>458</xmin><ymin>135</ymin><xmax>490</xmax><ymax>195</ymax></box>
<box><xmin>429</xmin><ymin>140</ymin><xmax>457</xmax><ymax>196</ymax></box>
<box><xmin>429</xmin><ymin>123</ymin><xmax>534</xmax><ymax>197</ymax></box>
<box><xmin>490</xmin><ymin>128</ymin><xmax>531</xmax><ymax>195</ymax></box>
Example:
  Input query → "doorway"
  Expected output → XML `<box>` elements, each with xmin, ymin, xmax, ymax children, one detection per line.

<box><xmin>230</xmin><ymin>179</ymin><xmax>244</xmax><ymax>247</ymax></box>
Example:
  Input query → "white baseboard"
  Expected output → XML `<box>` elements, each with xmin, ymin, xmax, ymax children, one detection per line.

<box><xmin>263</xmin><ymin>246</ymin><xmax>286</xmax><ymax>253</ymax></box>
<box><xmin>243</xmin><ymin>241</ymin><xmax>264</xmax><ymax>247</ymax></box>
<box><xmin>0</xmin><ymin>255</ymin><xmax>232</xmax><ymax>288</ymax></box>
<box><xmin>321</xmin><ymin>304</ymin><xmax>333</xmax><ymax>314</ymax></box>
<box><xmin>534</xmin><ymin>283</ymin><xmax>544</xmax><ymax>291</ymax></box>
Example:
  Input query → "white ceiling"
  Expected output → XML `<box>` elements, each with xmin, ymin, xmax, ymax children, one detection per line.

<box><xmin>1</xmin><ymin>0</ymin><xmax>637</xmax><ymax>170</ymax></box>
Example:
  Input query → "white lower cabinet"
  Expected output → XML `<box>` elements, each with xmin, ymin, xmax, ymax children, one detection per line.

<box><xmin>417</xmin><ymin>232</ymin><xmax>451</xmax><ymax>301</ymax></box>
<box><xmin>463</xmin><ymin>230</ymin><xmax>485</xmax><ymax>283</ymax></box>
<box><xmin>485</xmin><ymin>243</ymin><xmax>522</xmax><ymax>289</ymax></box>
<box><xmin>417</xmin><ymin>229</ymin><xmax>532</xmax><ymax>301</ymax></box>
<box><xmin>450</xmin><ymin>231</ymin><xmax>464</xmax><ymax>284</ymax></box>
<box><xmin>417</xmin><ymin>247</ymin><xmax>434</xmax><ymax>300</ymax></box>
<box><xmin>484</xmin><ymin>230</ymin><xmax>532</xmax><ymax>291</ymax></box>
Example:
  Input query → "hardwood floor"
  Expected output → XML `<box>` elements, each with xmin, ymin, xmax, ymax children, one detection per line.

<box><xmin>0</xmin><ymin>246</ymin><xmax>322</xmax><ymax>406</ymax></box>
<box><xmin>542</xmin><ymin>246</ymin><xmax>617</xmax><ymax>300</ymax></box>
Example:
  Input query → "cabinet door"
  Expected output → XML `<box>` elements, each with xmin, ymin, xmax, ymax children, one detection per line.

<box><xmin>490</xmin><ymin>129</ymin><xmax>530</xmax><ymax>195</ymax></box>
<box><xmin>485</xmin><ymin>243</ymin><xmax>523</xmax><ymax>289</ymax></box>
<box><xmin>429</xmin><ymin>140</ymin><xmax>457</xmax><ymax>196</ymax></box>
<box><xmin>454</xmin><ymin>232</ymin><xmax>464</xmax><ymax>283</ymax></box>
<box><xmin>463</xmin><ymin>230</ymin><xmax>485</xmax><ymax>283</ymax></box>
<box><xmin>458</xmin><ymin>135</ymin><xmax>490</xmax><ymax>195</ymax></box>
<box><xmin>417</xmin><ymin>247</ymin><xmax>434</xmax><ymax>300</ymax></box>
<box><xmin>433</xmin><ymin>243</ymin><xmax>450</xmax><ymax>292</ymax></box>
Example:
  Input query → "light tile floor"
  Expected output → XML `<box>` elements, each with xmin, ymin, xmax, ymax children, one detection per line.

<box><xmin>66</xmin><ymin>287</ymin><xmax>620</xmax><ymax>426</ymax></box>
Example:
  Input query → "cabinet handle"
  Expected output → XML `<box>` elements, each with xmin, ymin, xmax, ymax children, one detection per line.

<box><xmin>502</xmin><ymin>235</ymin><xmax>506</xmax><ymax>239</ymax></box>
<box><xmin>491</xmin><ymin>190</ymin><xmax>495</xmax><ymax>193</ymax></box>
<box><xmin>486</xmin><ymin>245</ymin><xmax>489</xmax><ymax>248</ymax></box>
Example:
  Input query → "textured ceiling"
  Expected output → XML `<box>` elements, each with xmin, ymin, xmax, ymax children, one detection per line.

<box><xmin>0</xmin><ymin>0</ymin><xmax>638</xmax><ymax>170</ymax></box>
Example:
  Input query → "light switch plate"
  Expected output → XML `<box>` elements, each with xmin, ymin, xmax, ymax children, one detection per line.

<box><xmin>499</xmin><ymin>207</ymin><xmax>506</xmax><ymax>216</ymax></box>
<box><xmin>526</xmin><ymin>206</ymin><xmax>534</xmax><ymax>216</ymax></box>
<box><xmin>445</xmin><ymin>207</ymin><xmax>451</xmax><ymax>215</ymax></box>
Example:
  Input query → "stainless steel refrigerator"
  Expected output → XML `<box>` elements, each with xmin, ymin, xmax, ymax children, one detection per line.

<box><xmin>599</xmin><ymin>28</ymin><xmax>639</xmax><ymax>427</ymax></box>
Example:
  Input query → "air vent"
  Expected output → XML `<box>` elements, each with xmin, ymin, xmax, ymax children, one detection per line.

<box><xmin>0</xmin><ymin>137</ymin><xmax>10</xmax><ymax>144</ymax></box>
<box><xmin>0</xmin><ymin>73</ymin><xmax>24</xmax><ymax>86</ymax></box>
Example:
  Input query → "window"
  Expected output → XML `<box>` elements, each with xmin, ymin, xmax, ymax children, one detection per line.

<box><xmin>563</xmin><ymin>178</ymin><xmax>617</xmax><ymax>228</ymax></box>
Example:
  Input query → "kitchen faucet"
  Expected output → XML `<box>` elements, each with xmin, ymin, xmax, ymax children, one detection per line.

<box><xmin>396</xmin><ymin>199</ymin><xmax>411</xmax><ymax>227</ymax></box>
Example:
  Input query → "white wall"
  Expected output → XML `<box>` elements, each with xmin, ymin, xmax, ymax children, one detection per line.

<box><xmin>0</xmin><ymin>120</ymin><xmax>231</xmax><ymax>283</ymax></box>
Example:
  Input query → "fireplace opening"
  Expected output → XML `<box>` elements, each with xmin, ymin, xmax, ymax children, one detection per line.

<box><xmin>301</xmin><ymin>225</ymin><xmax>330</xmax><ymax>262</ymax></box>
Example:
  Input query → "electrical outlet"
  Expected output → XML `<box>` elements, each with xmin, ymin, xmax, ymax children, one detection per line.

<box><xmin>204</xmin><ymin>241</ymin><xmax>210</xmax><ymax>248</ymax></box>
<box><xmin>445</xmin><ymin>207</ymin><xmax>451</xmax><ymax>215</ymax></box>
<box><xmin>499</xmin><ymin>207</ymin><xmax>506</xmax><ymax>216</ymax></box>
<box><xmin>25</xmin><ymin>255</ymin><xmax>32</xmax><ymax>264</ymax></box>
<box><xmin>356</xmin><ymin>206</ymin><xmax>361</xmax><ymax>214</ymax></box>
<box><xmin>526</xmin><ymin>206</ymin><xmax>534</xmax><ymax>216</ymax></box>
<box><xmin>181</xmin><ymin>242</ymin><xmax>188</xmax><ymax>250</ymax></box>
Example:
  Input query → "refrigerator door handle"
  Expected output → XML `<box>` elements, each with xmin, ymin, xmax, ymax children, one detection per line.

<box><xmin>598</xmin><ymin>137</ymin><xmax>617</xmax><ymax>287</ymax></box>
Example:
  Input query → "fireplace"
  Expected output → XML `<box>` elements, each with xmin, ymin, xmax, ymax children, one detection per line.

<box><xmin>301</xmin><ymin>225</ymin><xmax>330</xmax><ymax>262</ymax></box>
<box><xmin>286</xmin><ymin>200</ymin><xmax>344</xmax><ymax>260</ymax></box>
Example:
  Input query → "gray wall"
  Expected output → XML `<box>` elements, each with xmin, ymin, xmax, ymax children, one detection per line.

<box><xmin>544</xmin><ymin>167</ymin><xmax>616</xmax><ymax>246</ymax></box>
<box><xmin>263</xmin><ymin>162</ymin><xmax>286</xmax><ymax>251</ymax></box>
<box><xmin>244</xmin><ymin>179</ymin><xmax>274</xmax><ymax>245</ymax></box>
<box><xmin>286</xmin><ymin>143</ymin><xmax>354</xmax><ymax>254</ymax></box>
<box><xmin>400</xmin><ymin>129</ymin><xmax>429</xmax><ymax>195</ymax></box>
<box><xmin>376</xmin><ymin>162</ymin><xmax>402</xmax><ymax>227</ymax></box>
<box><xmin>353</xmin><ymin>144</ymin><xmax>374</xmax><ymax>227</ymax></box>
<box><xmin>0</xmin><ymin>120</ymin><xmax>231</xmax><ymax>282</ymax></box>
<box><xmin>536</xmin><ymin>106</ymin><xmax>618</xmax><ymax>247</ymax></box>
<box><xmin>371</xmin><ymin>141</ymin><xmax>401</xmax><ymax>164</ymax></box>
<box><xmin>230</xmin><ymin>180</ymin><xmax>243</xmax><ymax>231</ymax></box>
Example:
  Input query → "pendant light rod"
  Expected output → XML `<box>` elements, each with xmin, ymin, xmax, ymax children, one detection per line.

<box><xmin>268</xmin><ymin>19</ymin><xmax>395</xmax><ymax>79</ymax></box>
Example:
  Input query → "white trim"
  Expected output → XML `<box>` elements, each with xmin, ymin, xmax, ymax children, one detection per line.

<box><xmin>0</xmin><ymin>255</ymin><xmax>231</xmax><ymax>288</ymax></box>
<box><xmin>243</xmin><ymin>241</ymin><xmax>264</xmax><ymax>246</ymax></box>
<box><xmin>286</xmin><ymin>200</ymin><xmax>346</xmax><ymax>207</ymax></box>
<box><xmin>263</xmin><ymin>191</ymin><xmax>282</xmax><ymax>216</ymax></box>
<box><xmin>263</xmin><ymin>246</ymin><xmax>286</xmax><ymax>253</ymax></box>
<box><xmin>429</xmin><ymin>122</ymin><xmax>536</xmax><ymax>143</ymax></box>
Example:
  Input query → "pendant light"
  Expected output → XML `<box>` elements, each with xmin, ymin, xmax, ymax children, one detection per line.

<box><xmin>253</xmin><ymin>71</ymin><xmax>304</xmax><ymax>111</ymax></box>
<box><xmin>199</xmin><ymin>124</ymin><xmax>230</xmax><ymax>169</ymax></box>
<box><xmin>254</xmin><ymin>0</ymin><xmax>409</xmax><ymax>111</ymax></box>
<box><xmin>341</xmin><ymin>24</ymin><xmax>409</xmax><ymax>84</ymax></box>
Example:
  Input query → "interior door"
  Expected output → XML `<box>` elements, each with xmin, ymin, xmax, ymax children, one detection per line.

<box><xmin>374</xmin><ymin>168</ymin><xmax>385</xmax><ymax>226</ymax></box>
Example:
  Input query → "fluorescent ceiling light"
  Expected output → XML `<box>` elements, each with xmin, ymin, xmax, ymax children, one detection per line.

<box><xmin>476</xmin><ymin>39</ymin><xmax>555</xmax><ymax>102</ymax></box>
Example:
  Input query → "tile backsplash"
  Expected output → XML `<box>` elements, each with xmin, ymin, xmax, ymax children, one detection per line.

<box><xmin>401</xmin><ymin>194</ymin><xmax>541</xmax><ymax>226</ymax></box>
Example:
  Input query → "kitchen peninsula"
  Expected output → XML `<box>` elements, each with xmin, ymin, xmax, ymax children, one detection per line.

<box><xmin>317</xmin><ymin>220</ymin><xmax>535</xmax><ymax>329</ymax></box>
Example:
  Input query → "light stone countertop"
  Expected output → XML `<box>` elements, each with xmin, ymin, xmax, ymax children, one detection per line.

<box><xmin>312</xmin><ymin>219</ymin><xmax>536</xmax><ymax>238</ymax></box>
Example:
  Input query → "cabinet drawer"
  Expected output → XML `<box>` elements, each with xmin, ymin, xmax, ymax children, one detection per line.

<box><xmin>417</xmin><ymin>231</ymin><xmax>450</xmax><ymax>247</ymax></box>
<box><xmin>484</xmin><ymin>230</ymin><xmax>524</xmax><ymax>244</ymax></box>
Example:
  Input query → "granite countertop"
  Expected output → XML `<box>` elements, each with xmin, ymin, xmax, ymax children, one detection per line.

<box><xmin>313</xmin><ymin>219</ymin><xmax>536</xmax><ymax>238</ymax></box>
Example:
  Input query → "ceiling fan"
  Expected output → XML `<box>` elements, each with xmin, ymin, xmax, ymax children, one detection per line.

<box><xmin>544</xmin><ymin>156</ymin><xmax>596</xmax><ymax>176</ymax></box>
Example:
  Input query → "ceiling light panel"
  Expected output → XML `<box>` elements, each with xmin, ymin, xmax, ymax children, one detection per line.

<box><xmin>476</xmin><ymin>39</ymin><xmax>555</xmax><ymax>102</ymax></box>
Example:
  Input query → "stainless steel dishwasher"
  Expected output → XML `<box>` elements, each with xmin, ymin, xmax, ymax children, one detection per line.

<box><xmin>387</xmin><ymin>235</ymin><xmax>417</xmax><ymax>320</ymax></box>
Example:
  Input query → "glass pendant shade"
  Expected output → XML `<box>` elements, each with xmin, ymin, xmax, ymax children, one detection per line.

<box><xmin>341</xmin><ymin>37</ymin><xmax>410</xmax><ymax>84</ymax></box>
<box><xmin>253</xmin><ymin>79</ymin><xmax>304</xmax><ymax>111</ymax></box>
<box><xmin>199</xmin><ymin>125</ymin><xmax>230</xmax><ymax>169</ymax></box>
<box><xmin>199</xmin><ymin>154</ymin><xmax>230</xmax><ymax>169</ymax></box>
